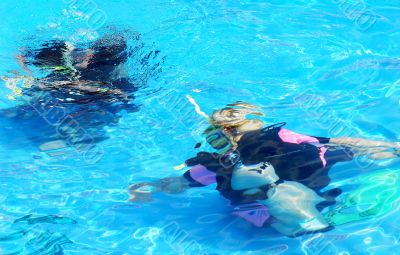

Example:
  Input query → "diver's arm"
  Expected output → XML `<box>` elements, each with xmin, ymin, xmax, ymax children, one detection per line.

<box><xmin>129</xmin><ymin>162</ymin><xmax>218</xmax><ymax>202</ymax></box>
<box><xmin>16</xmin><ymin>54</ymin><xmax>32</xmax><ymax>76</ymax></box>
<box><xmin>129</xmin><ymin>152</ymin><xmax>220</xmax><ymax>202</ymax></box>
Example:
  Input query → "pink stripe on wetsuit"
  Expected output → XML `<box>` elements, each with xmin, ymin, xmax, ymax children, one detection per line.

<box><xmin>278</xmin><ymin>128</ymin><xmax>328</xmax><ymax>167</ymax></box>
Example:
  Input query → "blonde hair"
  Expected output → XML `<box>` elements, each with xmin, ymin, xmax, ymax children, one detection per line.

<box><xmin>209</xmin><ymin>102</ymin><xmax>264</xmax><ymax>149</ymax></box>
<box><xmin>186</xmin><ymin>96</ymin><xmax>264</xmax><ymax>151</ymax></box>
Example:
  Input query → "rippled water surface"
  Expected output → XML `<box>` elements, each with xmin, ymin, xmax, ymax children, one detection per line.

<box><xmin>1</xmin><ymin>0</ymin><xmax>400</xmax><ymax>254</ymax></box>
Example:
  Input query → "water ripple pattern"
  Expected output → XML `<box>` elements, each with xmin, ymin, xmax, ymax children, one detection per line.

<box><xmin>0</xmin><ymin>0</ymin><xmax>400</xmax><ymax>254</ymax></box>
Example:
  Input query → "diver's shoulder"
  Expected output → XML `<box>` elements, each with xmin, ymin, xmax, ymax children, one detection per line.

<box><xmin>242</xmin><ymin>123</ymin><xmax>285</xmax><ymax>139</ymax></box>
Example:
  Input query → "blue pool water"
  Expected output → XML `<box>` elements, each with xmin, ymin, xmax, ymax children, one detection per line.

<box><xmin>1</xmin><ymin>0</ymin><xmax>400</xmax><ymax>254</ymax></box>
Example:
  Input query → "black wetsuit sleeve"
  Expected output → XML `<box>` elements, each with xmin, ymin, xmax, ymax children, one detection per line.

<box><xmin>182</xmin><ymin>170</ymin><xmax>205</xmax><ymax>187</ymax></box>
<box><xmin>182</xmin><ymin>155</ymin><xmax>199</xmax><ymax>184</ymax></box>
<box><xmin>182</xmin><ymin>152</ymin><xmax>221</xmax><ymax>187</ymax></box>
<box><xmin>184</xmin><ymin>152</ymin><xmax>220</xmax><ymax>171</ymax></box>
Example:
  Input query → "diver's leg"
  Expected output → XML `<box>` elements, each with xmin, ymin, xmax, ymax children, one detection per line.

<box><xmin>327</xmin><ymin>141</ymin><xmax>400</xmax><ymax>161</ymax></box>
<box><xmin>330</xmin><ymin>137</ymin><xmax>400</xmax><ymax>149</ymax></box>
<box><xmin>351</xmin><ymin>147</ymin><xmax>399</xmax><ymax>160</ymax></box>
<box><xmin>366</xmin><ymin>151</ymin><xmax>398</xmax><ymax>160</ymax></box>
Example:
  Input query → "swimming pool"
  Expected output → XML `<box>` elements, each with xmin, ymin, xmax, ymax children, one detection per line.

<box><xmin>1</xmin><ymin>0</ymin><xmax>400</xmax><ymax>254</ymax></box>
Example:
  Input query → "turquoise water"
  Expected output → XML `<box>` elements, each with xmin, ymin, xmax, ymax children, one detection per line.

<box><xmin>1</xmin><ymin>0</ymin><xmax>400</xmax><ymax>254</ymax></box>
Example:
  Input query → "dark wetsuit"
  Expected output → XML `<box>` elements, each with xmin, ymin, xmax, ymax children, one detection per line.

<box><xmin>184</xmin><ymin>124</ymin><xmax>353</xmax><ymax>206</ymax></box>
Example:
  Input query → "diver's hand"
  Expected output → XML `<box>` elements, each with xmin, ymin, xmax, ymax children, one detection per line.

<box><xmin>157</xmin><ymin>177</ymin><xmax>190</xmax><ymax>194</ymax></box>
<box><xmin>128</xmin><ymin>182</ymin><xmax>158</xmax><ymax>203</ymax></box>
<box><xmin>128</xmin><ymin>177</ymin><xmax>190</xmax><ymax>202</ymax></box>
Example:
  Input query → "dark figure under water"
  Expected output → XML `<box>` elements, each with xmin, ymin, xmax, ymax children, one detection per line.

<box><xmin>0</xmin><ymin>31</ymin><xmax>163</xmax><ymax>160</ymax></box>
<box><xmin>129</xmin><ymin>101</ymin><xmax>400</xmax><ymax>236</ymax></box>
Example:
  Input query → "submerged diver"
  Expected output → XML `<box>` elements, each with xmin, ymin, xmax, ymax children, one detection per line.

<box><xmin>18</xmin><ymin>33</ymin><xmax>137</xmax><ymax>103</ymax></box>
<box><xmin>1</xmin><ymin>31</ymin><xmax>163</xmax><ymax>154</ymax></box>
<box><xmin>129</xmin><ymin>100</ymin><xmax>400</xmax><ymax>236</ymax></box>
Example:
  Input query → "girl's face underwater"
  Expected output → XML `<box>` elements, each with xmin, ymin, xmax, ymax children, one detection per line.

<box><xmin>205</xmin><ymin>105</ymin><xmax>265</xmax><ymax>150</ymax></box>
